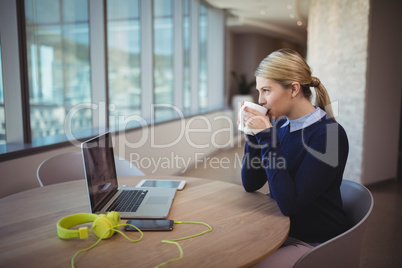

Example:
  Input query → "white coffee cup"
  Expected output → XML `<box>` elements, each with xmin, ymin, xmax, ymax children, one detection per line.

<box><xmin>238</xmin><ymin>101</ymin><xmax>268</xmax><ymax>135</ymax></box>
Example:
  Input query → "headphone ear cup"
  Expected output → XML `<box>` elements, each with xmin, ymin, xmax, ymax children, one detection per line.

<box><xmin>93</xmin><ymin>215</ymin><xmax>114</xmax><ymax>239</ymax></box>
<box><xmin>106</xmin><ymin>211</ymin><xmax>121</xmax><ymax>226</ymax></box>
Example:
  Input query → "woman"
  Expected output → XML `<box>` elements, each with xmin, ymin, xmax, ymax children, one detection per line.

<box><xmin>240</xmin><ymin>48</ymin><xmax>350</xmax><ymax>267</ymax></box>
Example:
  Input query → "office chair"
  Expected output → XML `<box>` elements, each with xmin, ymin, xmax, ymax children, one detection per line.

<box><xmin>293</xmin><ymin>180</ymin><xmax>374</xmax><ymax>268</ymax></box>
<box><xmin>114</xmin><ymin>155</ymin><xmax>145</xmax><ymax>176</ymax></box>
<box><xmin>37</xmin><ymin>151</ymin><xmax>144</xmax><ymax>187</ymax></box>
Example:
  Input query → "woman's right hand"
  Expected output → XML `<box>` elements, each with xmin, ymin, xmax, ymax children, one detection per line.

<box><xmin>242</xmin><ymin>106</ymin><xmax>272</xmax><ymax>133</ymax></box>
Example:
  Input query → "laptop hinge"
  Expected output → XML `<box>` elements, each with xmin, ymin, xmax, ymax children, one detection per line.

<box><xmin>93</xmin><ymin>187</ymin><xmax>118</xmax><ymax>212</ymax></box>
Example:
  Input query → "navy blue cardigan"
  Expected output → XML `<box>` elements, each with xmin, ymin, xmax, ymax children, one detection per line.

<box><xmin>241</xmin><ymin>116</ymin><xmax>350</xmax><ymax>243</ymax></box>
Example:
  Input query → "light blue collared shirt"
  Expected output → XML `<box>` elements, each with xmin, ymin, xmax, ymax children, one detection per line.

<box><xmin>279</xmin><ymin>107</ymin><xmax>327</xmax><ymax>132</ymax></box>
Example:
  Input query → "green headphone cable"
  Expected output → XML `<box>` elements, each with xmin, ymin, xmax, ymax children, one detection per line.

<box><xmin>71</xmin><ymin>223</ymin><xmax>143</xmax><ymax>268</ymax></box>
<box><xmin>154</xmin><ymin>221</ymin><xmax>213</xmax><ymax>268</ymax></box>
<box><xmin>70</xmin><ymin>221</ymin><xmax>212</xmax><ymax>268</ymax></box>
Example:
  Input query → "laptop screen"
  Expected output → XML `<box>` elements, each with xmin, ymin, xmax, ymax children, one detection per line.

<box><xmin>81</xmin><ymin>133</ymin><xmax>118</xmax><ymax>212</ymax></box>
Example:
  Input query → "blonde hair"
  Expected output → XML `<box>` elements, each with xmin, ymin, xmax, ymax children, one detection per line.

<box><xmin>255</xmin><ymin>48</ymin><xmax>334</xmax><ymax>120</ymax></box>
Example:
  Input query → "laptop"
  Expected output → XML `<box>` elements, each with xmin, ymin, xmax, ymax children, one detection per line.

<box><xmin>81</xmin><ymin>132</ymin><xmax>177</xmax><ymax>219</ymax></box>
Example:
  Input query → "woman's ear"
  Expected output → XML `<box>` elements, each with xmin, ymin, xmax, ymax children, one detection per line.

<box><xmin>290</xmin><ymin>82</ymin><xmax>301</xmax><ymax>98</ymax></box>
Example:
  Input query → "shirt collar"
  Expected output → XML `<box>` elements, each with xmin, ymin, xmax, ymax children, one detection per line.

<box><xmin>281</xmin><ymin>107</ymin><xmax>327</xmax><ymax>132</ymax></box>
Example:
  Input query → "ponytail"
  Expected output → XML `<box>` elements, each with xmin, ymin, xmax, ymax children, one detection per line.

<box><xmin>310</xmin><ymin>77</ymin><xmax>335</xmax><ymax>120</ymax></box>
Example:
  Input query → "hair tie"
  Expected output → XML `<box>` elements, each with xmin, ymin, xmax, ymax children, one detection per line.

<box><xmin>310</xmin><ymin>77</ymin><xmax>321</xmax><ymax>87</ymax></box>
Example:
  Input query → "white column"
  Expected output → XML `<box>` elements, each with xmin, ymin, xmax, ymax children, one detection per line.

<box><xmin>140</xmin><ymin>0</ymin><xmax>154</xmax><ymax>121</ymax></box>
<box><xmin>0</xmin><ymin>0</ymin><xmax>24</xmax><ymax>143</ymax></box>
<box><xmin>207</xmin><ymin>7</ymin><xmax>225</xmax><ymax>110</ymax></box>
<box><xmin>190</xmin><ymin>0</ymin><xmax>199</xmax><ymax>113</ymax></box>
<box><xmin>89</xmin><ymin>0</ymin><xmax>107</xmax><ymax>132</ymax></box>
<box><xmin>173</xmin><ymin>0</ymin><xmax>184</xmax><ymax>110</ymax></box>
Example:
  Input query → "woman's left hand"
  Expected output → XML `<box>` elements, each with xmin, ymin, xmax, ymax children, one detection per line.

<box><xmin>243</xmin><ymin>106</ymin><xmax>272</xmax><ymax>132</ymax></box>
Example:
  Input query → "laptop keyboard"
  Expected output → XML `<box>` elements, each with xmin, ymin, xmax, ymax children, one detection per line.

<box><xmin>107</xmin><ymin>190</ymin><xmax>148</xmax><ymax>212</ymax></box>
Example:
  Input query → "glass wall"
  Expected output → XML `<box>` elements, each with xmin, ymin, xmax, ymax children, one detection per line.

<box><xmin>107</xmin><ymin>0</ymin><xmax>141</xmax><ymax>130</ymax></box>
<box><xmin>25</xmin><ymin>0</ymin><xmax>91</xmax><ymax>139</ymax></box>
<box><xmin>198</xmin><ymin>3</ymin><xmax>208</xmax><ymax>111</ymax></box>
<box><xmin>183</xmin><ymin>0</ymin><xmax>191</xmax><ymax>114</ymax></box>
<box><xmin>0</xmin><ymin>0</ymin><xmax>226</xmax><ymax>152</ymax></box>
<box><xmin>153</xmin><ymin>0</ymin><xmax>174</xmax><ymax>122</ymax></box>
<box><xmin>0</xmin><ymin>42</ymin><xmax>5</xmax><ymax>144</ymax></box>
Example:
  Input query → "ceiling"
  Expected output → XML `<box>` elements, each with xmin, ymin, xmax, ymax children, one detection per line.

<box><xmin>205</xmin><ymin>0</ymin><xmax>311</xmax><ymax>45</ymax></box>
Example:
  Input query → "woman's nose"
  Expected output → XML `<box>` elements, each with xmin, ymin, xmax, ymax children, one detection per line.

<box><xmin>258</xmin><ymin>93</ymin><xmax>266</xmax><ymax>105</ymax></box>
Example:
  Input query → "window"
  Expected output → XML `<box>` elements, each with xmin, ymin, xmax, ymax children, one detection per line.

<box><xmin>0</xmin><ymin>41</ymin><xmax>5</xmax><ymax>144</ymax></box>
<box><xmin>107</xmin><ymin>0</ymin><xmax>141</xmax><ymax>130</ymax></box>
<box><xmin>183</xmin><ymin>0</ymin><xmax>191</xmax><ymax>114</ymax></box>
<box><xmin>25</xmin><ymin>0</ymin><xmax>91</xmax><ymax>140</ymax></box>
<box><xmin>198</xmin><ymin>3</ymin><xmax>208</xmax><ymax>111</ymax></box>
<box><xmin>0</xmin><ymin>0</ymin><xmax>226</xmax><ymax>157</ymax></box>
<box><xmin>153</xmin><ymin>0</ymin><xmax>174</xmax><ymax>122</ymax></box>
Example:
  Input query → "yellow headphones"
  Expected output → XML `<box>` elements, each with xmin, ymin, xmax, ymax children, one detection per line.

<box><xmin>57</xmin><ymin>211</ymin><xmax>121</xmax><ymax>240</ymax></box>
<box><xmin>57</xmin><ymin>212</ymin><xmax>212</xmax><ymax>268</ymax></box>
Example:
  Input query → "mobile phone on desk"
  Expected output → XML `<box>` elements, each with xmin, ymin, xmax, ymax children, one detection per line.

<box><xmin>125</xmin><ymin>220</ymin><xmax>174</xmax><ymax>231</ymax></box>
<box><xmin>136</xmin><ymin>179</ymin><xmax>186</xmax><ymax>190</ymax></box>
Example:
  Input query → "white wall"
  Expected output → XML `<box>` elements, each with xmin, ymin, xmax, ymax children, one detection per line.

<box><xmin>307</xmin><ymin>0</ymin><xmax>402</xmax><ymax>184</ymax></box>
<box><xmin>307</xmin><ymin>0</ymin><xmax>370</xmax><ymax>183</ymax></box>
<box><xmin>0</xmin><ymin>110</ymin><xmax>241</xmax><ymax>198</ymax></box>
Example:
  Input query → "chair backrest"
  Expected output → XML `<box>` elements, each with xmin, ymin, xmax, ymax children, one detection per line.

<box><xmin>36</xmin><ymin>151</ymin><xmax>85</xmax><ymax>187</ymax></box>
<box><xmin>37</xmin><ymin>152</ymin><xmax>144</xmax><ymax>187</ymax></box>
<box><xmin>293</xmin><ymin>180</ymin><xmax>374</xmax><ymax>268</ymax></box>
<box><xmin>114</xmin><ymin>156</ymin><xmax>145</xmax><ymax>176</ymax></box>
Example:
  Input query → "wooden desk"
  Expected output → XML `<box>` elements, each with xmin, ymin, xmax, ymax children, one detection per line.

<box><xmin>0</xmin><ymin>176</ymin><xmax>289</xmax><ymax>268</ymax></box>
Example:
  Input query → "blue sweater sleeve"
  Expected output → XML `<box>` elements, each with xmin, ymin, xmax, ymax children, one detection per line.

<box><xmin>242</xmin><ymin>122</ymin><xmax>349</xmax><ymax>217</ymax></box>
<box><xmin>241</xmin><ymin>134</ymin><xmax>267</xmax><ymax>192</ymax></box>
